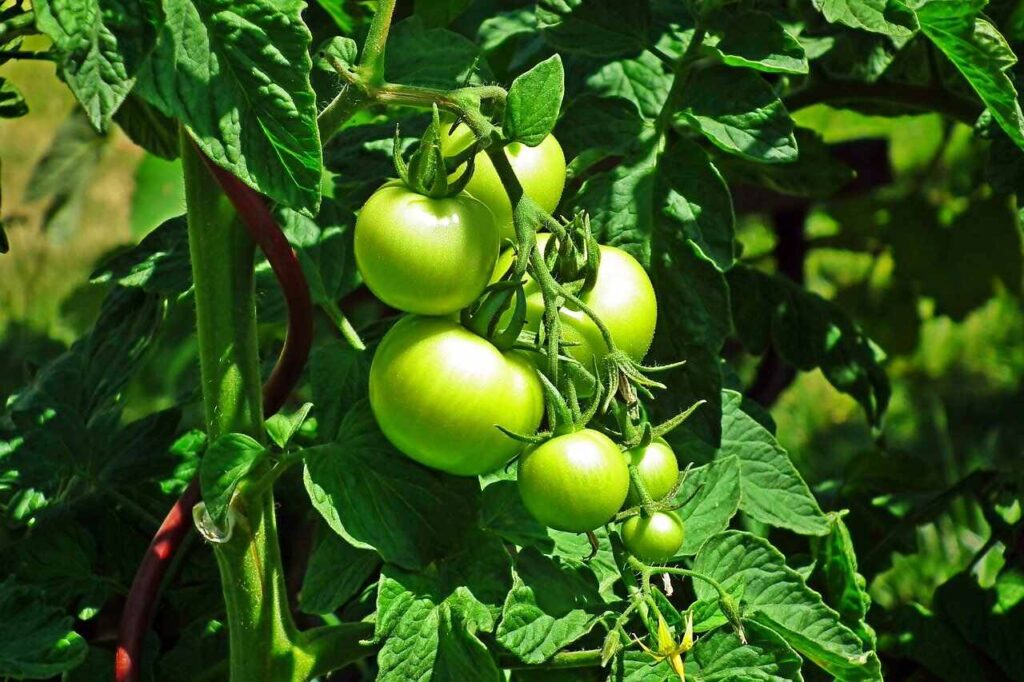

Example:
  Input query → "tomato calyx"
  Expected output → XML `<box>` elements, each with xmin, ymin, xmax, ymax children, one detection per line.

<box><xmin>461</xmin><ymin>279</ymin><xmax>529</xmax><ymax>352</ymax></box>
<box><xmin>394</xmin><ymin>105</ymin><xmax>476</xmax><ymax>198</ymax></box>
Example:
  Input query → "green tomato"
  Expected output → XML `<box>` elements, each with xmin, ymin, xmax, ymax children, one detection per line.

<box><xmin>442</xmin><ymin>123</ymin><xmax>566</xmax><ymax>242</ymax></box>
<box><xmin>517</xmin><ymin>429</ymin><xmax>629</xmax><ymax>532</ymax></box>
<box><xmin>369</xmin><ymin>316</ymin><xmax>544</xmax><ymax>476</ymax></box>
<box><xmin>355</xmin><ymin>181</ymin><xmax>498</xmax><ymax>315</ymax></box>
<box><xmin>497</xmin><ymin>234</ymin><xmax>659</xmax><ymax>370</ymax></box>
<box><xmin>626</xmin><ymin>438</ymin><xmax>679</xmax><ymax>505</ymax></box>
<box><xmin>620</xmin><ymin>511</ymin><xmax>684</xmax><ymax>563</ymax></box>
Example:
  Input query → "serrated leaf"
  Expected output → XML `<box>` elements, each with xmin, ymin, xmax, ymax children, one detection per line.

<box><xmin>136</xmin><ymin>0</ymin><xmax>322</xmax><ymax>211</ymax></box>
<box><xmin>504</xmin><ymin>54</ymin><xmax>564</xmax><ymax>146</ymax></box>
<box><xmin>496</xmin><ymin>547</ymin><xmax>616</xmax><ymax>664</ymax></box>
<box><xmin>556</xmin><ymin>94</ymin><xmax>645</xmax><ymax>159</ymax></box>
<box><xmin>375</xmin><ymin>535</ymin><xmax>510</xmax><ymax>681</ymax></box>
<box><xmin>33</xmin><ymin>0</ymin><xmax>161</xmax><ymax>130</ymax></box>
<box><xmin>707</xmin><ymin>10</ymin><xmax>809</xmax><ymax>75</ymax></box>
<box><xmin>0</xmin><ymin>78</ymin><xmax>27</xmax><ymax>118</ymax></box>
<box><xmin>918</xmin><ymin>0</ymin><xmax>1024</xmax><ymax>147</ymax></box>
<box><xmin>812</xmin><ymin>0</ymin><xmax>918</xmax><ymax>37</ymax></box>
<box><xmin>674</xmin><ymin>455</ymin><xmax>740</xmax><ymax>555</ymax></box>
<box><xmin>0</xmin><ymin>579</ymin><xmax>87</xmax><ymax>678</ymax></box>
<box><xmin>299</xmin><ymin>529</ymin><xmax>380</xmax><ymax>615</ymax></box>
<box><xmin>693</xmin><ymin>531</ymin><xmax>882</xmax><ymax>681</ymax></box>
<box><xmin>303</xmin><ymin>399</ymin><xmax>481</xmax><ymax>569</ymax></box>
<box><xmin>90</xmin><ymin>216</ymin><xmax>191</xmax><ymax>295</ymax></box>
<box><xmin>199</xmin><ymin>433</ymin><xmax>266</xmax><ymax>526</ymax></box>
<box><xmin>676</xmin><ymin>65</ymin><xmax>798</xmax><ymax>164</ymax></box>
<box><xmin>586</xmin><ymin>51</ymin><xmax>671</xmax><ymax>119</ymax></box>
<box><xmin>685</xmin><ymin>620</ymin><xmax>804</xmax><ymax>682</ymax></box>
<box><xmin>728</xmin><ymin>264</ymin><xmax>891</xmax><ymax>426</ymax></box>
<box><xmin>314</xmin><ymin>35</ymin><xmax>358</xmax><ymax>72</ymax></box>
<box><xmin>717</xmin><ymin>390</ymin><xmax>829</xmax><ymax>535</ymax></box>
<box><xmin>537</xmin><ymin>0</ymin><xmax>651</xmax><ymax>57</ymax></box>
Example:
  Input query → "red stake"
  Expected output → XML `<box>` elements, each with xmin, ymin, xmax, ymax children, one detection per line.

<box><xmin>115</xmin><ymin>144</ymin><xmax>315</xmax><ymax>682</ymax></box>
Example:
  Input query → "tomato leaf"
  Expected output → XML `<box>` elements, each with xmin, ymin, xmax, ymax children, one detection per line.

<box><xmin>135</xmin><ymin>0</ymin><xmax>322</xmax><ymax>212</ymax></box>
<box><xmin>717</xmin><ymin>390</ymin><xmax>830</xmax><ymax>536</ymax></box>
<box><xmin>706</xmin><ymin>9</ymin><xmax>809</xmax><ymax>75</ymax></box>
<box><xmin>91</xmin><ymin>216</ymin><xmax>191</xmax><ymax>295</ymax></box>
<box><xmin>264</xmin><ymin>402</ymin><xmax>312</xmax><ymax>450</ymax></box>
<box><xmin>537</xmin><ymin>0</ymin><xmax>652</xmax><ymax>57</ymax></box>
<box><xmin>504</xmin><ymin>54</ymin><xmax>564</xmax><ymax>147</ymax></box>
<box><xmin>375</xmin><ymin>534</ymin><xmax>510</xmax><ymax>681</ymax></box>
<box><xmin>0</xmin><ymin>579</ymin><xmax>87</xmax><ymax>678</ymax></box>
<box><xmin>303</xmin><ymin>400</ymin><xmax>482</xmax><ymax>569</ymax></box>
<box><xmin>683</xmin><ymin>621</ymin><xmax>804</xmax><ymax>682</ymax></box>
<box><xmin>811</xmin><ymin>514</ymin><xmax>876</xmax><ymax>649</ymax></box>
<box><xmin>385</xmin><ymin>17</ymin><xmax>493</xmax><ymax>88</ymax></box>
<box><xmin>673</xmin><ymin>455</ymin><xmax>740</xmax><ymax>556</ymax></box>
<box><xmin>918</xmin><ymin>1</ymin><xmax>1024</xmax><ymax>148</ymax></box>
<box><xmin>811</xmin><ymin>0</ymin><xmax>919</xmax><ymax>37</ymax></box>
<box><xmin>675</xmin><ymin>65</ymin><xmax>798</xmax><ymax>164</ymax></box>
<box><xmin>299</xmin><ymin>530</ymin><xmax>380</xmax><ymax>615</ymax></box>
<box><xmin>33</xmin><ymin>0</ymin><xmax>161</xmax><ymax>131</ymax></box>
<box><xmin>496</xmin><ymin>547</ymin><xmax>617</xmax><ymax>664</ymax></box>
<box><xmin>199</xmin><ymin>433</ymin><xmax>266</xmax><ymax>526</ymax></box>
<box><xmin>586</xmin><ymin>51</ymin><xmax>672</xmax><ymax>119</ymax></box>
<box><xmin>694</xmin><ymin>531</ymin><xmax>883</xmax><ymax>681</ymax></box>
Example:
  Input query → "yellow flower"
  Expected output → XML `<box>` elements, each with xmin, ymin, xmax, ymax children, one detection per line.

<box><xmin>636</xmin><ymin>611</ymin><xmax>695</xmax><ymax>682</ymax></box>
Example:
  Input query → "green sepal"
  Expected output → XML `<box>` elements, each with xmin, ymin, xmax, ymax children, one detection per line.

<box><xmin>460</xmin><ymin>279</ymin><xmax>528</xmax><ymax>351</ymax></box>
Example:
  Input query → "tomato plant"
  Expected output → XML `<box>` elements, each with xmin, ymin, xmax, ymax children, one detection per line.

<box><xmin>1</xmin><ymin>1</ymin><xmax>1022</xmax><ymax>682</ymax></box>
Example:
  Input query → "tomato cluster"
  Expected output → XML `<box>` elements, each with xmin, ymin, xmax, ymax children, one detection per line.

<box><xmin>357</xmin><ymin>131</ymin><xmax>684</xmax><ymax>562</ymax></box>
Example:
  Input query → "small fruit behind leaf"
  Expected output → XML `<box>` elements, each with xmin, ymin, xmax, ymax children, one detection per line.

<box><xmin>621</xmin><ymin>511</ymin><xmax>684</xmax><ymax>563</ymax></box>
<box><xmin>626</xmin><ymin>438</ymin><xmax>679</xmax><ymax>505</ymax></box>
<box><xmin>517</xmin><ymin>429</ymin><xmax>629</xmax><ymax>532</ymax></box>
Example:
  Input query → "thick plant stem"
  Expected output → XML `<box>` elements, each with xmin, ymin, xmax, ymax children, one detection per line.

<box><xmin>359</xmin><ymin>0</ymin><xmax>397</xmax><ymax>85</ymax></box>
<box><xmin>181</xmin><ymin>133</ymin><xmax>304</xmax><ymax>681</ymax></box>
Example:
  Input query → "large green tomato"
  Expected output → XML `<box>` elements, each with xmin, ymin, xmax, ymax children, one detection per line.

<box><xmin>497</xmin><ymin>234</ymin><xmax>658</xmax><ymax>370</ymax></box>
<box><xmin>517</xmin><ymin>429</ymin><xmax>629</xmax><ymax>532</ymax></box>
<box><xmin>369</xmin><ymin>316</ymin><xmax>544</xmax><ymax>476</ymax></box>
<box><xmin>626</xmin><ymin>438</ymin><xmax>679</xmax><ymax>505</ymax></box>
<box><xmin>355</xmin><ymin>181</ymin><xmax>498</xmax><ymax>315</ymax></box>
<box><xmin>442</xmin><ymin>123</ymin><xmax>566</xmax><ymax>242</ymax></box>
<box><xmin>620</xmin><ymin>511</ymin><xmax>684</xmax><ymax>563</ymax></box>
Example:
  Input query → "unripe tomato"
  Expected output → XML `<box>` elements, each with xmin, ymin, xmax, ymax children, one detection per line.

<box><xmin>442</xmin><ymin>123</ymin><xmax>566</xmax><ymax>242</ymax></box>
<box><xmin>620</xmin><ymin>511</ymin><xmax>684</xmax><ymax>563</ymax></box>
<box><xmin>355</xmin><ymin>181</ymin><xmax>498</xmax><ymax>315</ymax></box>
<box><xmin>369</xmin><ymin>316</ymin><xmax>544</xmax><ymax>476</ymax></box>
<box><xmin>496</xmin><ymin>234</ymin><xmax>658</xmax><ymax>370</ymax></box>
<box><xmin>517</xmin><ymin>429</ymin><xmax>629</xmax><ymax>532</ymax></box>
<box><xmin>626</xmin><ymin>438</ymin><xmax>679</xmax><ymax>505</ymax></box>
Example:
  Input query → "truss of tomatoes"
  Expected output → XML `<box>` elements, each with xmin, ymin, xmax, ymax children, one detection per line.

<box><xmin>355</xmin><ymin>133</ymin><xmax>684</xmax><ymax>561</ymax></box>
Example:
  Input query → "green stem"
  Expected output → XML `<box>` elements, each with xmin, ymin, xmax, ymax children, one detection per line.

<box><xmin>629</xmin><ymin>557</ymin><xmax>730</xmax><ymax>602</ymax></box>
<box><xmin>501</xmin><ymin>649</ymin><xmax>603</xmax><ymax>670</ymax></box>
<box><xmin>359</xmin><ymin>0</ymin><xmax>397</xmax><ymax>85</ymax></box>
<box><xmin>317</xmin><ymin>84</ymin><xmax>368</xmax><ymax>144</ymax></box>
<box><xmin>182</xmin><ymin>133</ymin><xmax>304</xmax><ymax>681</ymax></box>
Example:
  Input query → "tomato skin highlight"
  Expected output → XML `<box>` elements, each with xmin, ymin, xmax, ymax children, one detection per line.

<box><xmin>517</xmin><ymin>429</ymin><xmax>630</xmax><ymax>532</ymax></box>
<box><xmin>369</xmin><ymin>316</ymin><xmax>544</xmax><ymax>476</ymax></box>
<box><xmin>626</xmin><ymin>438</ymin><xmax>679</xmax><ymax>505</ymax></box>
<box><xmin>442</xmin><ymin>124</ymin><xmax>566</xmax><ymax>242</ymax></box>
<box><xmin>354</xmin><ymin>182</ymin><xmax>498</xmax><ymax>315</ymax></box>
<box><xmin>621</xmin><ymin>511</ymin><xmax>685</xmax><ymax>563</ymax></box>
